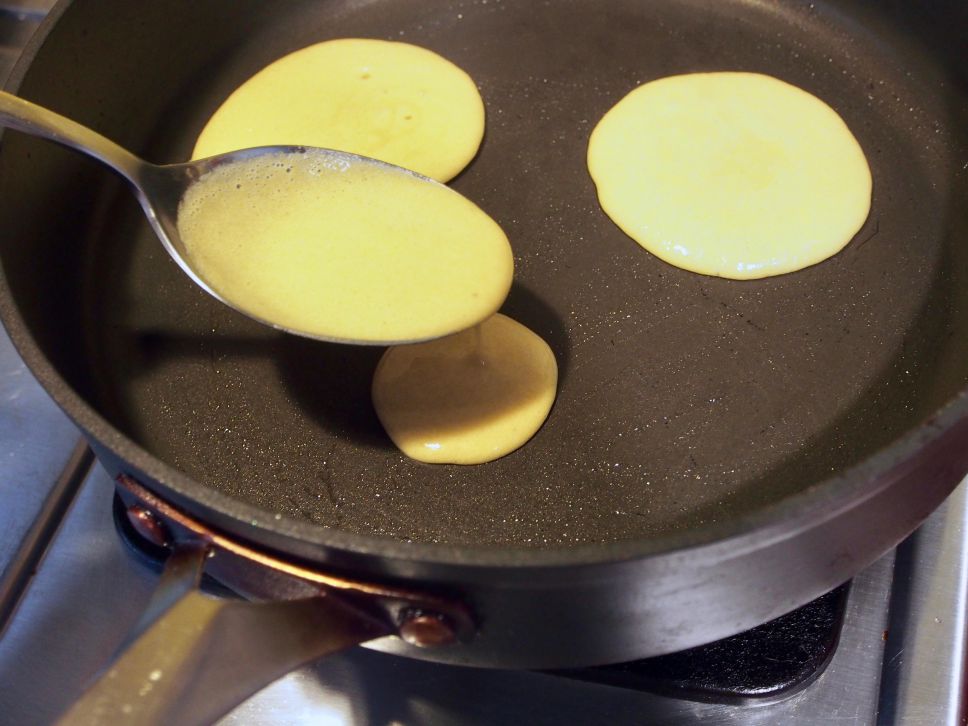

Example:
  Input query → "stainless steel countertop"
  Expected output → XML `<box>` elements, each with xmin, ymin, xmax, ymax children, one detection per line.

<box><xmin>879</xmin><ymin>483</ymin><xmax>968</xmax><ymax>724</ymax></box>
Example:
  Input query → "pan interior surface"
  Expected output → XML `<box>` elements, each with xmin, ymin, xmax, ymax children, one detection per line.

<box><xmin>4</xmin><ymin>0</ymin><xmax>968</xmax><ymax>549</ymax></box>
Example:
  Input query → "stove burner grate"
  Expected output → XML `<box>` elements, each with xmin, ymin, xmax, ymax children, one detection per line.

<box><xmin>555</xmin><ymin>584</ymin><xmax>848</xmax><ymax>704</ymax></box>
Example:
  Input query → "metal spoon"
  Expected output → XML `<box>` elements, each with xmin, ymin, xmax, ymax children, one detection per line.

<box><xmin>0</xmin><ymin>90</ymin><xmax>446</xmax><ymax>345</ymax></box>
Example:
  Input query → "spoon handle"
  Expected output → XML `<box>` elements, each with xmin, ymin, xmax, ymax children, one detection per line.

<box><xmin>0</xmin><ymin>90</ymin><xmax>144</xmax><ymax>183</ymax></box>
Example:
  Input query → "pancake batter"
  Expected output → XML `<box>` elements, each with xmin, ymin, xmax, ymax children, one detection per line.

<box><xmin>372</xmin><ymin>314</ymin><xmax>558</xmax><ymax>464</ymax></box>
<box><xmin>587</xmin><ymin>72</ymin><xmax>872</xmax><ymax>279</ymax></box>
<box><xmin>193</xmin><ymin>38</ymin><xmax>485</xmax><ymax>182</ymax></box>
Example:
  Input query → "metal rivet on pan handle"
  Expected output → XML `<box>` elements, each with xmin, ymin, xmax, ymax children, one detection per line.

<box><xmin>398</xmin><ymin>608</ymin><xmax>458</xmax><ymax>648</ymax></box>
<box><xmin>125</xmin><ymin>504</ymin><xmax>171</xmax><ymax>548</ymax></box>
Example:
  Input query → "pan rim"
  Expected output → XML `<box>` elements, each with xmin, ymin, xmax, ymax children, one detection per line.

<box><xmin>1</xmin><ymin>0</ymin><xmax>966</xmax><ymax>573</ymax></box>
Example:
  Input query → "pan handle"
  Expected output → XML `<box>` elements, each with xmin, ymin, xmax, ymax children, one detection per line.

<box><xmin>56</xmin><ymin>540</ymin><xmax>392</xmax><ymax>726</ymax></box>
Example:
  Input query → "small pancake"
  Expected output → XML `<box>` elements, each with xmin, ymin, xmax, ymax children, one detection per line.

<box><xmin>372</xmin><ymin>314</ymin><xmax>558</xmax><ymax>464</ymax></box>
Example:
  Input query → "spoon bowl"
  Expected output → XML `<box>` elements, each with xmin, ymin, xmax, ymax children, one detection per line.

<box><xmin>0</xmin><ymin>91</ymin><xmax>505</xmax><ymax>345</ymax></box>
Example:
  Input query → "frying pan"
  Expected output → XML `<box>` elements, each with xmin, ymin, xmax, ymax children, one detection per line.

<box><xmin>1</xmin><ymin>0</ymin><xmax>967</xmax><ymax>722</ymax></box>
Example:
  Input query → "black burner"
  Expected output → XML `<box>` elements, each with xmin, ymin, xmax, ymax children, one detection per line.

<box><xmin>556</xmin><ymin>584</ymin><xmax>849</xmax><ymax>704</ymax></box>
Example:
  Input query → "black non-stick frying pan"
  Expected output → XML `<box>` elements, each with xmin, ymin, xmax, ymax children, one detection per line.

<box><xmin>1</xmin><ymin>0</ymin><xmax>967</xmax><ymax>722</ymax></box>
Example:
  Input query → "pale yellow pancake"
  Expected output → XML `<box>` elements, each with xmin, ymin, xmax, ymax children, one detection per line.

<box><xmin>372</xmin><ymin>314</ymin><xmax>558</xmax><ymax>464</ymax></box>
<box><xmin>193</xmin><ymin>38</ymin><xmax>485</xmax><ymax>182</ymax></box>
<box><xmin>176</xmin><ymin>151</ymin><xmax>513</xmax><ymax>343</ymax></box>
<box><xmin>587</xmin><ymin>72</ymin><xmax>872</xmax><ymax>279</ymax></box>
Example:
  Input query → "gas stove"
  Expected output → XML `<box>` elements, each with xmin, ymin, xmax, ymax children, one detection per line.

<box><xmin>0</xmin><ymin>4</ymin><xmax>966</xmax><ymax>724</ymax></box>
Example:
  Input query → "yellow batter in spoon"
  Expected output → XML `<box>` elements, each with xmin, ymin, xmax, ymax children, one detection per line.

<box><xmin>176</xmin><ymin>148</ymin><xmax>514</xmax><ymax>345</ymax></box>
